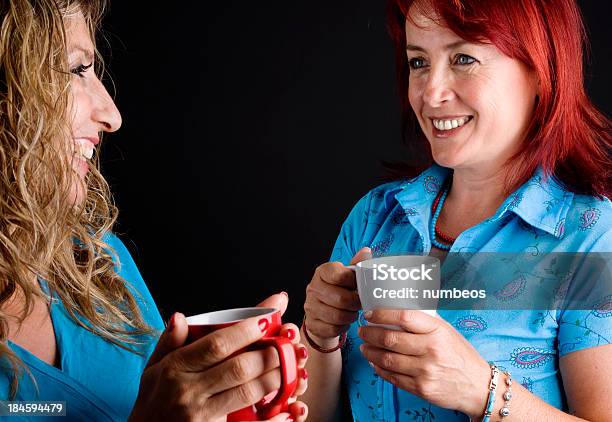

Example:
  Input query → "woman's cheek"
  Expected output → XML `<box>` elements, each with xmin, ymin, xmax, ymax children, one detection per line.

<box><xmin>408</xmin><ymin>77</ymin><xmax>425</xmax><ymax>105</ymax></box>
<box><xmin>408</xmin><ymin>83</ymin><xmax>426</xmax><ymax>125</ymax></box>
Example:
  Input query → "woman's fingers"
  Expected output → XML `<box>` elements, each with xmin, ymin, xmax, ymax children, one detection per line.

<box><xmin>316</xmin><ymin>261</ymin><xmax>359</xmax><ymax>289</ymax></box>
<box><xmin>360</xmin><ymin>344</ymin><xmax>423</xmax><ymax>377</ymax></box>
<box><xmin>282</xmin><ymin>324</ymin><xmax>308</xmax><ymax>397</ymax></box>
<box><xmin>295</xmin><ymin>344</ymin><xmax>308</xmax><ymax>366</ymax></box>
<box><xmin>197</xmin><ymin>346</ymin><xmax>279</xmax><ymax>395</ymax></box>
<box><xmin>257</xmin><ymin>292</ymin><xmax>289</xmax><ymax>316</ymax></box>
<box><xmin>289</xmin><ymin>401</ymin><xmax>308</xmax><ymax>421</ymax></box>
<box><xmin>365</xmin><ymin>309</ymin><xmax>440</xmax><ymax>334</ymax></box>
<box><xmin>279</xmin><ymin>323</ymin><xmax>301</xmax><ymax>344</ymax></box>
<box><xmin>370</xmin><ymin>362</ymin><xmax>418</xmax><ymax>394</ymax></box>
<box><xmin>264</xmin><ymin>413</ymin><xmax>294</xmax><ymax>422</ymax></box>
<box><xmin>169</xmin><ymin>316</ymin><xmax>266</xmax><ymax>372</ymax></box>
<box><xmin>308</xmin><ymin>278</ymin><xmax>361</xmax><ymax>311</ymax></box>
<box><xmin>294</xmin><ymin>367</ymin><xmax>308</xmax><ymax>397</ymax></box>
<box><xmin>350</xmin><ymin>247</ymin><xmax>372</xmax><ymax>265</ymax></box>
<box><xmin>205</xmin><ymin>367</ymin><xmax>282</xmax><ymax>417</ymax></box>
<box><xmin>302</xmin><ymin>255</ymin><xmax>365</xmax><ymax>346</ymax></box>
<box><xmin>195</xmin><ymin>339</ymin><xmax>308</xmax><ymax>396</ymax></box>
<box><xmin>291</xmin><ymin>343</ymin><xmax>309</xmax><ymax>398</ymax></box>
<box><xmin>358</xmin><ymin>326</ymin><xmax>428</xmax><ymax>356</ymax></box>
<box><xmin>145</xmin><ymin>312</ymin><xmax>189</xmax><ymax>369</ymax></box>
<box><xmin>304</xmin><ymin>299</ymin><xmax>358</xmax><ymax>326</ymax></box>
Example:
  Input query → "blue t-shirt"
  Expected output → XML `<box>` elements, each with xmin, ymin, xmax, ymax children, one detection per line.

<box><xmin>1</xmin><ymin>233</ymin><xmax>164</xmax><ymax>421</ymax></box>
<box><xmin>333</xmin><ymin>165</ymin><xmax>612</xmax><ymax>421</ymax></box>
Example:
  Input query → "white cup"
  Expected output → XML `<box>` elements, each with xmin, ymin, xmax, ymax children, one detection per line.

<box><xmin>348</xmin><ymin>255</ymin><xmax>441</xmax><ymax>320</ymax></box>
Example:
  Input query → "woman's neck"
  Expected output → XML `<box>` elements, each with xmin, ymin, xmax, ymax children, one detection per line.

<box><xmin>450</xmin><ymin>166</ymin><xmax>507</xmax><ymax>207</ymax></box>
<box><xmin>438</xmin><ymin>166</ymin><xmax>509</xmax><ymax>236</ymax></box>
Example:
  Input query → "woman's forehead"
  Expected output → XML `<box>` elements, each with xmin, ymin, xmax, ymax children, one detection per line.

<box><xmin>65</xmin><ymin>12</ymin><xmax>94</xmax><ymax>58</ymax></box>
<box><xmin>405</xmin><ymin>0</ymin><xmax>444</xmax><ymax>27</ymax></box>
<box><xmin>65</xmin><ymin>10</ymin><xmax>87</xmax><ymax>36</ymax></box>
<box><xmin>405</xmin><ymin>10</ymin><xmax>463</xmax><ymax>45</ymax></box>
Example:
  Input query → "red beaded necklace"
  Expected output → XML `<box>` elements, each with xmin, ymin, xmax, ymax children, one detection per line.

<box><xmin>431</xmin><ymin>180</ymin><xmax>457</xmax><ymax>245</ymax></box>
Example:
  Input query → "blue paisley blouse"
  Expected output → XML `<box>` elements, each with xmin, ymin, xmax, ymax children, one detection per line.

<box><xmin>332</xmin><ymin>164</ymin><xmax>612</xmax><ymax>421</ymax></box>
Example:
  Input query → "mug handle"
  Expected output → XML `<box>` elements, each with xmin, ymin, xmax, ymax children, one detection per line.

<box><xmin>256</xmin><ymin>336</ymin><xmax>298</xmax><ymax>419</ymax></box>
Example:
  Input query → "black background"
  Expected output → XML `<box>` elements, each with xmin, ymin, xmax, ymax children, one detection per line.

<box><xmin>99</xmin><ymin>1</ymin><xmax>611</xmax><ymax>325</ymax></box>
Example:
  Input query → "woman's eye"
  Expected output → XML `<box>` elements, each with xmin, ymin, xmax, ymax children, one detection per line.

<box><xmin>70</xmin><ymin>63</ymin><xmax>93</xmax><ymax>78</ymax></box>
<box><xmin>454</xmin><ymin>54</ymin><xmax>476</xmax><ymax>66</ymax></box>
<box><xmin>408</xmin><ymin>57</ymin><xmax>427</xmax><ymax>70</ymax></box>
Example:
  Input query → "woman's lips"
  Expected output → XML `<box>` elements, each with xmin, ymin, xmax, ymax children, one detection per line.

<box><xmin>431</xmin><ymin>116</ymin><xmax>473</xmax><ymax>138</ymax></box>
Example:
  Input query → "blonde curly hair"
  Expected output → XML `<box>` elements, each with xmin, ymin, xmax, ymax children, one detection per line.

<box><xmin>0</xmin><ymin>0</ymin><xmax>154</xmax><ymax>397</ymax></box>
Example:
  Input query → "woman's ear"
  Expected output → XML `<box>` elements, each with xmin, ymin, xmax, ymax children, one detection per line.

<box><xmin>533</xmin><ymin>72</ymin><xmax>541</xmax><ymax>98</ymax></box>
<box><xmin>529</xmin><ymin>71</ymin><xmax>541</xmax><ymax>111</ymax></box>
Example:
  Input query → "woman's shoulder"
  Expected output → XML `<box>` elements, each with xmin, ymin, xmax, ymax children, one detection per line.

<box><xmin>100</xmin><ymin>231</ymin><xmax>164</xmax><ymax>330</ymax></box>
<box><xmin>101</xmin><ymin>231</ymin><xmax>136</xmax><ymax>262</ymax></box>
<box><xmin>357</xmin><ymin>167</ymin><xmax>447</xmax><ymax>211</ymax></box>
<box><xmin>563</xmin><ymin>193</ymin><xmax>612</xmax><ymax>250</ymax></box>
<box><xmin>101</xmin><ymin>231</ymin><xmax>150</xmax><ymax>280</ymax></box>
<box><xmin>567</xmin><ymin>192</ymin><xmax>612</xmax><ymax>219</ymax></box>
<box><xmin>364</xmin><ymin>179</ymin><xmax>408</xmax><ymax>208</ymax></box>
<box><xmin>344</xmin><ymin>179</ymin><xmax>410</xmax><ymax>226</ymax></box>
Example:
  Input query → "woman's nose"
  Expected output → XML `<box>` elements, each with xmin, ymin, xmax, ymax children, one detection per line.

<box><xmin>421</xmin><ymin>69</ymin><xmax>455</xmax><ymax>107</ymax></box>
<box><xmin>91</xmin><ymin>78</ymin><xmax>122</xmax><ymax>133</ymax></box>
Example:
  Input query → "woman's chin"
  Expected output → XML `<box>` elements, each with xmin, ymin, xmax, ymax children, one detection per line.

<box><xmin>430</xmin><ymin>141</ymin><xmax>480</xmax><ymax>170</ymax></box>
<box><xmin>68</xmin><ymin>160</ymin><xmax>88</xmax><ymax>206</ymax></box>
<box><xmin>68</xmin><ymin>175</ymin><xmax>87</xmax><ymax>206</ymax></box>
<box><xmin>431</xmin><ymin>152</ymin><xmax>464</xmax><ymax>170</ymax></box>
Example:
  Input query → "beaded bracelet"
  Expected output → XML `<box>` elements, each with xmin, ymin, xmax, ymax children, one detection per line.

<box><xmin>499</xmin><ymin>370</ymin><xmax>513</xmax><ymax>418</ymax></box>
<box><xmin>301</xmin><ymin>316</ymin><xmax>347</xmax><ymax>353</ymax></box>
<box><xmin>482</xmin><ymin>364</ymin><xmax>500</xmax><ymax>422</ymax></box>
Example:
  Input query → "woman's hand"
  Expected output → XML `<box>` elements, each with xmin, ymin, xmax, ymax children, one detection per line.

<box><xmin>303</xmin><ymin>248</ymin><xmax>371</xmax><ymax>348</ymax></box>
<box><xmin>358</xmin><ymin>309</ymin><xmax>491</xmax><ymax>419</ymax></box>
<box><xmin>129</xmin><ymin>293</ymin><xmax>309</xmax><ymax>422</ymax></box>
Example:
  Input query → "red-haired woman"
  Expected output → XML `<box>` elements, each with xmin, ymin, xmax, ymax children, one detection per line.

<box><xmin>302</xmin><ymin>0</ymin><xmax>611</xmax><ymax>420</ymax></box>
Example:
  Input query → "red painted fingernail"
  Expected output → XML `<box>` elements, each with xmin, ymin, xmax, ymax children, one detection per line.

<box><xmin>167</xmin><ymin>313</ymin><xmax>177</xmax><ymax>332</ymax></box>
<box><xmin>300</xmin><ymin>406</ymin><xmax>306</xmax><ymax>416</ymax></box>
<box><xmin>298</xmin><ymin>346</ymin><xmax>308</xmax><ymax>360</ymax></box>
<box><xmin>258</xmin><ymin>318</ymin><xmax>269</xmax><ymax>333</ymax></box>
<box><xmin>299</xmin><ymin>368</ymin><xmax>308</xmax><ymax>380</ymax></box>
<box><xmin>284</xmin><ymin>328</ymin><xmax>296</xmax><ymax>340</ymax></box>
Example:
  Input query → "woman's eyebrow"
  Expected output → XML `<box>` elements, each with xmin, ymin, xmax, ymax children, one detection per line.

<box><xmin>406</xmin><ymin>41</ymin><xmax>469</xmax><ymax>52</ymax></box>
<box><xmin>68</xmin><ymin>45</ymin><xmax>94</xmax><ymax>62</ymax></box>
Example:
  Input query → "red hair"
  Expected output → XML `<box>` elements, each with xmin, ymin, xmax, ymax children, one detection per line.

<box><xmin>386</xmin><ymin>0</ymin><xmax>611</xmax><ymax>198</ymax></box>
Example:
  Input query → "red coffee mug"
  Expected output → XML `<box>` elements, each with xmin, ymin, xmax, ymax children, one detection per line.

<box><xmin>186</xmin><ymin>307</ymin><xmax>298</xmax><ymax>421</ymax></box>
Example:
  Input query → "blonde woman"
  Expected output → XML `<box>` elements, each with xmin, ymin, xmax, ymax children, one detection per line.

<box><xmin>0</xmin><ymin>1</ymin><xmax>308</xmax><ymax>420</ymax></box>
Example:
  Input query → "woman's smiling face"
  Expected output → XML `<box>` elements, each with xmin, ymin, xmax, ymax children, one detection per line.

<box><xmin>66</xmin><ymin>11</ymin><xmax>122</xmax><ymax>204</ymax></box>
<box><xmin>406</xmin><ymin>8</ymin><xmax>538</xmax><ymax>171</ymax></box>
